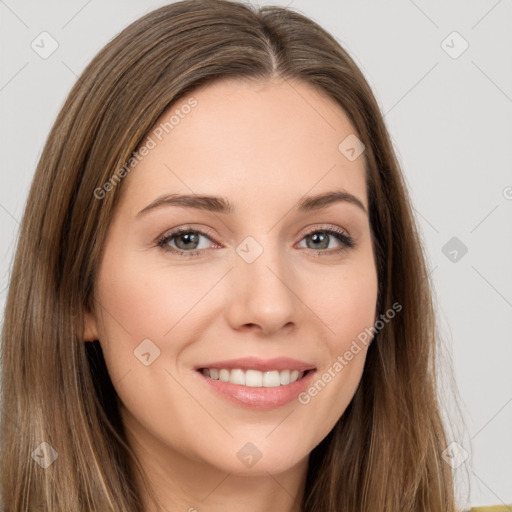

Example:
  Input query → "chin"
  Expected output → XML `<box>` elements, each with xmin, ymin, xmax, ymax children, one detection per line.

<box><xmin>200</xmin><ymin>440</ymin><xmax>310</xmax><ymax>476</ymax></box>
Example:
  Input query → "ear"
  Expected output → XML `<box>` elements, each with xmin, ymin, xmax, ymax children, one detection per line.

<box><xmin>83</xmin><ymin>308</ymin><xmax>99</xmax><ymax>342</ymax></box>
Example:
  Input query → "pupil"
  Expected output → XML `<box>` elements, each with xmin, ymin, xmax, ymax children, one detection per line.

<box><xmin>178</xmin><ymin>233</ymin><xmax>198</xmax><ymax>249</ymax></box>
<box><xmin>310</xmin><ymin>232</ymin><xmax>328</xmax><ymax>249</ymax></box>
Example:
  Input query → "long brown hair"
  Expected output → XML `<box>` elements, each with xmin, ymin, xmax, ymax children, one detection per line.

<box><xmin>1</xmin><ymin>0</ymin><xmax>460</xmax><ymax>509</ymax></box>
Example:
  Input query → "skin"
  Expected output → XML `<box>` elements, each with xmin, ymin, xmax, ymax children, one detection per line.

<box><xmin>84</xmin><ymin>77</ymin><xmax>379</xmax><ymax>512</ymax></box>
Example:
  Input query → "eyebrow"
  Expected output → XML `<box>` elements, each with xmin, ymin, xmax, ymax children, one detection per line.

<box><xmin>136</xmin><ymin>189</ymin><xmax>367</xmax><ymax>217</ymax></box>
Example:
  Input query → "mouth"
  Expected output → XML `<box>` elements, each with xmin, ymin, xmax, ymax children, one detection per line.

<box><xmin>195</xmin><ymin>366</ymin><xmax>317</xmax><ymax>410</ymax></box>
<box><xmin>197</xmin><ymin>367</ymin><xmax>313</xmax><ymax>388</ymax></box>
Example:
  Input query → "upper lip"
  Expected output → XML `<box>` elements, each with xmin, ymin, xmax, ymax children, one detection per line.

<box><xmin>195</xmin><ymin>356</ymin><xmax>316</xmax><ymax>373</ymax></box>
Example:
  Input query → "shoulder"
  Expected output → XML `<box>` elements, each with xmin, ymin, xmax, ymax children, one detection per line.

<box><xmin>466</xmin><ymin>507</ymin><xmax>512</xmax><ymax>511</ymax></box>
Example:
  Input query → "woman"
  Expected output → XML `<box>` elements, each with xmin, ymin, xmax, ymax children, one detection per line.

<box><xmin>0</xmin><ymin>0</ymin><xmax>493</xmax><ymax>510</ymax></box>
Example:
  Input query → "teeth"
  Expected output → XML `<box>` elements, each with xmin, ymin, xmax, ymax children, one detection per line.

<box><xmin>246</xmin><ymin>369</ymin><xmax>262</xmax><ymax>387</ymax></box>
<box><xmin>200</xmin><ymin>368</ymin><xmax>306</xmax><ymax>387</ymax></box>
<box><xmin>230</xmin><ymin>368</ymin><xmax>245</xmax><ymax>385</ymax></box>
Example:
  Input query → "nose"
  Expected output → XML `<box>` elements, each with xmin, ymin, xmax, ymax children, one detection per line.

<box><xmin>224</xmin><ymin>237</ymin><xmax>301</xmax><ymax>337</ymax></box>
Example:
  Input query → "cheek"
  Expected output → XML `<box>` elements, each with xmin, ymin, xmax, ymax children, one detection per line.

<box><xmin>92</xmin><ymin>250</ymin><xmax>202</xmax><ymax>390</ymax></box>
<box><xmin>306</xmin><ymin>256</ymin><xmax>378</xmax><ymax>351</ymax></box>
<box><xmin>292</xmin><ymin>260</ymin><xmax>377</xmax><ymax>446</ymax></box>
<box><xmin>91</xmin><ymin>253</ymin><xmax>208</xmax><ymax>440</ymax></box>
<box><xmin>95</xmin><ymin>253</ymin><xmax>205</xmax><ymax>344</ymax></box>
<box><xmin>294</xmin><ymin>251</ymin><xmax>377</xmax><ymax>404</ymax></box>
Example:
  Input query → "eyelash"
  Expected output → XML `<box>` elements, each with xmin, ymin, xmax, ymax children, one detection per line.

<box><xmin>156</xmin><ymin>225</ymin><xmax>355</xmax><ymax>258</ymax></box>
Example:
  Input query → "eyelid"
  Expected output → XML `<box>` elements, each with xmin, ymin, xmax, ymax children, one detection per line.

<box><xmin>298</xmin><ymin>223</ymin><xmax>351</xmax><ymax>239</ymax></box>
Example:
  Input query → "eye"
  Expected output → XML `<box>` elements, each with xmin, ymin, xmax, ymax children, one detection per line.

<box><xmin>157</xmin><ymin>226</ymin><xmax>217</xmax><ymax>257</ymax></box>
<box><xmin>297</xmin><ymin>226</ymin><xmax>355</xmax><ymax>256</ymax></box>
<box><xmin>156</xmin><ymin>225</ymin><xmax>355</xmax><ymax>258</ymax></box>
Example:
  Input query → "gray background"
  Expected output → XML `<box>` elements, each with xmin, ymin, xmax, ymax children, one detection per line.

<box><xmin>1</xmin><ymin>0</ymin><xmax>511</xmax><ymax>508</ymax></box>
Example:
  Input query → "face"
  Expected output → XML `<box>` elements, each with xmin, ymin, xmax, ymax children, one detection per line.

<box><xmin>85</xmin><ymin>78</ymin><xmax>378</xmax><ymax>483</ymax></box>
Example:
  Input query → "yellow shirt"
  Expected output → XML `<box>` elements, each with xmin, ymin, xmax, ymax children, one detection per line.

<box><xmin>468</xmin><ymin>507</ymin><xmax>512</xmax><ymax>511</ymax></box>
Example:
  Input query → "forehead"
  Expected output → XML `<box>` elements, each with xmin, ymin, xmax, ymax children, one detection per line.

<box><xmin>119</xmin><ymin>77</ymin><xmax>367</xmax><ymax>215</ymax></box>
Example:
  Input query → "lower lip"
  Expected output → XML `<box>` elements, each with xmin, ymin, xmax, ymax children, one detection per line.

<box><xmin>196</xmin><ymin>369</ymin><xmax>316</xmax><ymax>410</ymax></box>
